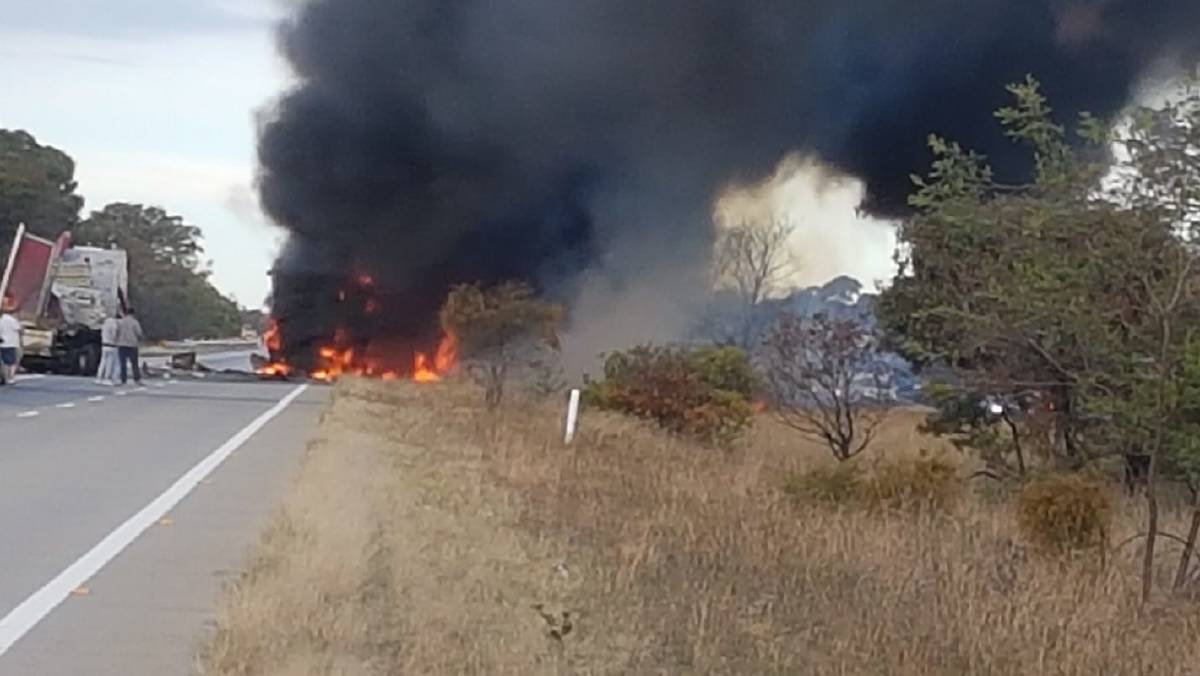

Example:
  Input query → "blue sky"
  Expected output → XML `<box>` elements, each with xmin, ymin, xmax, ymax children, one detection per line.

<box><xmin>0</xmin><ymin>0</ymin><xmax>291</xmax><ymax>308</ymax></box>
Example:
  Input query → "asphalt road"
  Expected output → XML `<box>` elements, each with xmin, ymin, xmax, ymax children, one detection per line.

<box><xmin>0</xmin><ymin>372</ymin><xmax>328</xmax><ymax>675</ymax></box>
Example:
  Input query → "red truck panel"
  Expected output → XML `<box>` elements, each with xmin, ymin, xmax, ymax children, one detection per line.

<box><xmin>1</xmin><ymin>228</ymin><xmax>57</xmax><ymax>321</ymax></box>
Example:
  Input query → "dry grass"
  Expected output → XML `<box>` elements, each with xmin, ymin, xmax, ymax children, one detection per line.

<box><xmin>200</xmin><ymin>380</ymin><xmax>1200</xmax><ymax>675</ymax></box>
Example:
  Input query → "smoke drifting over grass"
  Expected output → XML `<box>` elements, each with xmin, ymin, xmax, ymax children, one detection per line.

<box><xmin>259</xmin><ymin>0</ymin><xmax>1200</xmax><ymax>367</ymax></box>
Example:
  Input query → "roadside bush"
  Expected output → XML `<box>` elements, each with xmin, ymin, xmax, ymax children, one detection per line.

<box><xmin>1016</xmin><ymin>473</ymin><xmax>1112</xmax><ymax>553</ymax></box>
<box><xmin>784</xmin><ymin>463</ymin><xmax>864</xmax><ymax>505</ymax></box>
<box><xmin>585</xmin><ymin>344</ymin><xmax>756</xmax><ymax>443</ymax></box>
<box><xmin>785</xmin><ymin>458</ymin><xmax>961</xmax><ymax>511</ymax></box>
<box><xmin>689</xmin><ymin>344</ymin><xmax>759</xmax><ymax>396</ymax></box>
<box><xmin>860</xmin><ymin>458</ymin><xmax>962</xmax><ymax>511</ymax></box>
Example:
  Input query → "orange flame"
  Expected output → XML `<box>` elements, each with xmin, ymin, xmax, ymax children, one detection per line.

<box><xmin>257</xmin><ymin>362</ymin><xmax>292</xmax><ymax>378</ymax></box>
<box><xmin>263</xmin><ymin>319</ymin><xmax>283</xmax><ymax>353</ymax></box>
<box><xmin>413</xmin><ymin>353</ymin><xmax>440</xmax><ymax>383</ymax></box>
<box><xmin>412</xmin><ymin>333</ymin><xmax>458</xmax><ymax>383</ymax></box>
<box><xmin>435</xmin><ymin>333</ymin><xmax>458</xmax><ymax>372</ymax></box>
<box><xmin>260</xmin><ymin>320</ymin><xmax>458</xmax><ymax>385</ymax></box>
<box><xmin>255</xmin><ymin>320</ymin><xmax>293</xmax><ymax>378</ymax></box>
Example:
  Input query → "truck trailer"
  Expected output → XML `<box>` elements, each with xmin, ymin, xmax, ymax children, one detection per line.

<box><xmin>0</xmin><ymin>224</ymin><xmax>129</xmax><ymax>376</ymax></box>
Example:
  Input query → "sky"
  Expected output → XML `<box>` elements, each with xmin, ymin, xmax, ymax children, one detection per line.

<box><xmin>0</xmin><ymin>0</ymin><xmax>898</xmax><ymax>310</ymax></box>
<box><xmin>0</xmin><ymin>0</ymin><xmax>292</xmax><ymax>309</ymax></box>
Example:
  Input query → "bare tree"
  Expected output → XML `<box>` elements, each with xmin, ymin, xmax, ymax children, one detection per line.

<box><xmin>709</xmin><ymin>218</ymin><xmax>797</xmax><ymax>347</ymax></box>
<box><xmin>760</xmin><ymin>312</ymin><xmax>890</xmax><ymax>461</ymax></box>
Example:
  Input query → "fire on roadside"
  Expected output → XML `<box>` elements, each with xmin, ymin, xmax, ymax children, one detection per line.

<box><xmin>303</xmin><ymin>332</ymin><xmax>456</xmax><ymax>383</ymax></box>
<box><xmin>255</xmin><ymin>278</ymin><xmax>458</xmax><ymax>384</ymax></box>
<box><xmin>259</xmin><ymin>329</ymin><xmax>456</xmax><ymax>384</ymax></box>
<box><xmin>256</xmin><ymin>320</ymin><xmax>293</xmax><ymax>377</ymax></box>
<box><xmin>412</xmin><ymin>333</ymin><xmax>458</xmax><ymax>383</ymax></box>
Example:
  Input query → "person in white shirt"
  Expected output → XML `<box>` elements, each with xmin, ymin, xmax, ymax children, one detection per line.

<box><xmin>0</xmin><ymin>300</ymin><xmax>22</xmax><ymax>386</ymax></box>
<box><xmin>96</xmin><ymin>313</ymin><xmax>120</xmax><ymax>385</ymax></box>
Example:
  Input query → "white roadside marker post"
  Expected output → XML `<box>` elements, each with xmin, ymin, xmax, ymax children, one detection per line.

<box><xmin>564</xmin><ymin>388</ymin><xmax>581</xmax><ymax>444</ymax></box>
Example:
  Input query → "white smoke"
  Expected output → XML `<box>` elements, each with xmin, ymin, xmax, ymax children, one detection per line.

<box><xmin>716</xmin><ymin>153</ymin><xmax>898</xmax><ymax>292</ymax></box>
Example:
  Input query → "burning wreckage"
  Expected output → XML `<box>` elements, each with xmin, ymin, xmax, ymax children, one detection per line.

<box><xmin>253</xmin><ymin>268</ymin><xmax>457</xmax><ymax>384</ymax></box>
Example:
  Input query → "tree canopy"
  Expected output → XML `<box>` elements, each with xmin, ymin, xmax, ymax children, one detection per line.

<box><xmin>0</xmin><ymin>130</ymin><xmax>83</xmax><ymax>250</ymax></box>
<box><xmin>878</xmin><ymin>77</ymin><xmax>1200</xmax><ymax>601</ymax></box>
<box><xmin>75</xmin><ymin>203</ymin><xmax>241</xmax><ymax>341</ymax></box>
<box><xmin>0</xmin><ymin>127</ymin><xmax>245</xmax><ymax>341</ymax></box>
<box><xmin>74</xmin><ymin>203</ymin><xmax>203</xmax><ymax>271</ymax></box>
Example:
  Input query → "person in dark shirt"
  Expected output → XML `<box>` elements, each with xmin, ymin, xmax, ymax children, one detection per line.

<box><xmin>116</xmin><ymin>307</ymin><xmax>145</xmax><ymax>386</ymax></box>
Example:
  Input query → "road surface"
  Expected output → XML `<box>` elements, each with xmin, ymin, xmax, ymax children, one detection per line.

<box><xmin>0</xmin><ymin>372</ymin><xmax>328</xmax><ymax>675</ymax></box>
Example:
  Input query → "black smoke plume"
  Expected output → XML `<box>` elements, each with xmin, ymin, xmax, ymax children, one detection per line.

<box><xmin>260</xmin><ymin>0</ymin><xmax>1200</xmax><ymax>372</ymax></box>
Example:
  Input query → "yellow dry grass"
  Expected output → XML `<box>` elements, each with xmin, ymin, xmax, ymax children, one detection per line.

<box><xmin>199</xmin><ymin>380</ymin><xmax>1200</xmax><ymax>675</ymax></box>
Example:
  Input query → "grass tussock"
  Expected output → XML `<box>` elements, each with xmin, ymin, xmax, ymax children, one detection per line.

<box><xmin>1017</xmin><ymin>473</ymin><xmax>1114</xmax><ymax>554</ymax></box>
<box><xmin>201</xmin><ymin>382</ymin><xmax>1200</xmax><ymax>675</ymax></box>
<box><xmin>786</xmin><ymin>456</ymin><xmax>962</xmax><ymax>512</ymax></box>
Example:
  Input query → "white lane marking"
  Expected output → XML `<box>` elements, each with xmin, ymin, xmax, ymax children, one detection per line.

<box><xmin>16</xmin><ymin>411</ymin><xmax>39</xmax><ymax>418</ymax></box>
<box><xmin>56</xmin><ymin>403</ymin><xmax>76</xmax><ymax>410</ymax></box>
<box><xmin>87</xmin><ymin>396</ymin><xmax>105</xmax><ymax>403</ymax></box>
<box><xmin>0</xmin><ymin>383</ymin><xmax>309</xmax><ymax>656</ymax></box>
<box><xmin>115</xmin><ymin>391</ymin><xmax>128</xmax><ymax>397</ymax></box>
<box><xmin>13</xmin><ymin>374</ymin><xmax>45</xmax><ymax>383</ymax></box>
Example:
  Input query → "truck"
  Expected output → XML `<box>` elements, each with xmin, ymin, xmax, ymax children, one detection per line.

<box><xmin>0</xmin><ymin>224</ymin><xmax>129</xmax><ymax>375</ymax></box>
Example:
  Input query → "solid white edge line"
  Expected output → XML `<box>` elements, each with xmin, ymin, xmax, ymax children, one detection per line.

<box><xmin>0</xmin><ymin>383</ymin><xmax>310</xmax><ymax>657</ymax></box>
<box><xmin>12</xmin><ymin>375</ymin><xmax>45</xmax><ymax>383</ymax></box>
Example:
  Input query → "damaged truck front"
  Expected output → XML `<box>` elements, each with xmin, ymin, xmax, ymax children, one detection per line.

<box><xmin>0</xmin><ymin>225</ymin><xmax>129</xmax><ymax>376</ymax></box>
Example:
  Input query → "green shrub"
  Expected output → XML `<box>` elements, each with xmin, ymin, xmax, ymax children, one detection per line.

<box><xmin>688</xmin><ymin>345</ymin><xmax>759</xmax><ymax>397</ymax></box>
<box><xmin>584</xmin><ymin>345</ymin><xmax>756</xmax><ymax>443</ymax></box>
<box><xmin>1016</xmin><ymin>474</ymin><xmax>1112</xmax><ymax>553</ymax></box>
<box><xmin>784</xmin><ymin>463</ymin><xmax>864</xmax><ymax>504</ymax></box>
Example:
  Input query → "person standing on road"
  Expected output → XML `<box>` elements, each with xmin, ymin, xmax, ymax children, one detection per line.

<box><xmin>96</xmin><ymin>312</ymin><xmax>121</xmax><ymax>385</ymax></box>
<box><xmin>0</xmin><ymin>299</ymin><xmax>22</xmax><ymax>386</ymax></box>
<box><xmin>116</xmin><ymin>307</ymin><xmax>145</xmax><ymax>386</ymax></box>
